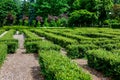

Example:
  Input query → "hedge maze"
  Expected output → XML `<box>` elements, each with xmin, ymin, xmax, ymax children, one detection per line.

<box><xmin>0</xmin><ymin>27</ymin><xmax>120</xmax><ymax>80</ymax></box>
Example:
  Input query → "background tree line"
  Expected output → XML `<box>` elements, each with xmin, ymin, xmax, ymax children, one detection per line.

<box><xmin>0</xmin><ymin>0</ymin><xmax>120</xmax><ymax>27</ymax></box>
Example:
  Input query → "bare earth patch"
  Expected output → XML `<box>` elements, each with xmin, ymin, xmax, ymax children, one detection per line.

<box><xmin>0</xmin><ymin>33</ymin><xmax>44</xmax><ymax>80</ymax></box>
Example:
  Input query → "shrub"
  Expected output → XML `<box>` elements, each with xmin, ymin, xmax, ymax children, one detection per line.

<box><xmin>66</xmin><ymin>44</ymin><xmax>98</xmax><ymax>59</ymax></box>
<box><xmin>101</xmin><ymin>43</ymin><xmax>120</xmax><ymax>51</ymax></box>
<box><xmin>39</xmin><ymin>50</ymin><xmax>92</xmax><ymax>80</ymax></box>
<box><xmin>23</xmin><ymin>30</ymin><xmax>42</xmax><ymax>42</ymax></box>
<box><xmin>37</xmin><ymin>41</ymin><xmax>61</xmax><ymax>51</ymax></box>
<box><xmin>7</xmin><ymin>42</ymin><xmax>18</xmax><ymax>53</ymax></box>
<box><xmin>57</xmin><ymin>18</ymin><xmax>68</xmax><ymax>27</ymax></box>
<box><xmin>0</xmin><ymin>29</ymin><xmax>18</xmax><ymax>53</ymax></box>
<box><xmin>87</xmin><ymin>49</ymin><xmax>120</xmax><ymax>80</ymax></box>
<box><xmin>81</xmin><ymin>33</ymin><xmax>115</xmax><ymax>38</ymax></box>
<box><xmin>24</xmin><ymin>42</ymin><xmax>38</xmax><ymax>53</ymax></box>
<box><xmin>45</xmin><ymin>30</ymin><xmax>92</xmax><ymax>42</ymax></box>
<box><xmin>0</xmin><ymin>44</ymin><xmax>7</xmax><ymax>67</ymax></box>
<box><xmin>33</xmin><ymin>30</ymin><xmax>78</xmax><ymax>48</ymax></box>
<box><xmin>25</xmin><ymin>40</ymin><xmax>61</xmax><ymax>53</ymax></box>
<box><xmin>111</xmin><ymin>23</ymin><xmax>120</xmax><ymax>29</ymax></box>
<box><xmin>43</xmin><ymin>18</ymin><xmax>49</xmax><ymax>27</ymax></box>
<box><xmin>66</xmin><ymin>45</ymin><xmax>79</xmax><ymax>58</ymax></box>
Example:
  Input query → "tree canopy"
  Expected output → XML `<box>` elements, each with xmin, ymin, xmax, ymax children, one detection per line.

<box><xmin>0</xmin><ymin>0</ymin><xmax>119</xmax><ymax>27</ymax></box>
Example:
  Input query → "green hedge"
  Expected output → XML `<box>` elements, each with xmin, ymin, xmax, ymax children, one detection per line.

<box><xmin>0</xmin><ymin>29</ymin><xmax>5</xmax><ymax>35</ymax></box>
<box><xmin>25</xmin><ymin>40</ymin><xmax>61</xmax><ymax>53</ymax></box>
<box><xmin>39</xmin><ymin>50</ymin><xmax>92</xmax><ymax>80</ymax></box>
<box><xmin>0</xmin><ymin>29</ymin><xmax>16</xmax><ymax>40</ymax></box>
<box><xmin>0</xmin><ymin>44</ymin><xmax>7</xmax><ymax>67</ymax></box>
<box><xmin>25</xmin><ymin>42</ymin><xmax>38</xmax><ymax>53</ymax></box>
<box><xmin>44</xmin><ymin>29</ymin><xmax>92</xmax><ymax>41</ymax></box>
<box><xmin>23</xmin><ymin>29</ymin><xmax>42</xmax><ymax>42</ymax></box>
<box><xmin>81</xmin><ymin>33</ymin><xmax>116</xmax><ymax>39</ymax></box>
<box><xmin>66</xmin><ymin>44</ymin><xmax>98</xmax><ymax>59</ymax></box>
<box><xmin>111</xmin><ymin>23</ymin><xmax>120</xmax><ymax>29</ymax></box>
<box><xmin>95</xmin><ymin>40</ymin><xmax>119</xmax><ymax>46</ymax></box>
<box><xmin>101</xmin><ymin>43</ymin><xmax>120</xmax><ymax>51</ymax></box>
<box><xmin>32</xmin><ymin>30</ymin><xmax>78</xmax><ymax>48</ymax></box>
<box><xmin>23</xmin><ymin>29</ymin><xmax>43</xmax><ymax>53</ymax></box>
<box><xmin>0</xmin><ymin>30</ymin><xmax>18</xmax><ymax>53</ymax></box>
<box><xmin>37</xmin><ymin>41</ymin><xmax>61</xmax><ymax>51</ymax></box>
<box><xmin>23</xmin><ymin>30</ymin><xmax>41</xmax><ymax>39</ymax></box>
<box><xmin>87</xmin><ymin>50</ymin><xmax>120</xmax><ymax>80</ymax></box>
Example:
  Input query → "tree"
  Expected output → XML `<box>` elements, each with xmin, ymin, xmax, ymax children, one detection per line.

<box><xmin>112</xmin><ymin>4</ymin><xmax>120</xmax><ymax>20</ymax></box>
<box><xmin>0</xmin><ymin>0</ymin><xmax>19</xmax><ymax>26</ymax></box>
<box><xmin>35</xmin><ymin>0</ymin><xmax>69</xmax><ymax>17</ymax></box>
<box><xmin>69</xmin><ymin>10</ymin><xmax>98</xmax><ymax>27</ymax></box>
<box><xmin>72</xmin><ymin>0</ymin><xmax>113</xmax><ymax>25</ymax></box>
<box><xmin>96</xmin><ymin>0</ymin><xmax>113</xmax><ymax>24</ymax></box>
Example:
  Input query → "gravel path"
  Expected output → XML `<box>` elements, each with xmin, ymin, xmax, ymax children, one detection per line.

<box><xmin>0</xmin><ymin>32</ymin><xmax>44</xmax><ymax>80</ymax></box>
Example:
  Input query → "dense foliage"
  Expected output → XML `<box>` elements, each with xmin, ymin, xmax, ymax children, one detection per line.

<box><xmin>1</xmin><ymin>0</ymin><xmax>120</xmax><ymax>27</ymax></box>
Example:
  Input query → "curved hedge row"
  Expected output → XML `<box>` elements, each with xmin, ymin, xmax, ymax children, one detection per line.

<box><xmin>45</xmin><ymin>29</ymin><xmax>92</xmax><ymax>42</ymax></box>
<box><xmin>0</xmin><ymin>30</ymin><xmax>5</xmax><ymax>36</ymax></box>
<box><xmin>25</xmin><ymin>41</ymin><xmax>61</xmax><ymax>53</ymax></box>
<box><xmin>23</xmin><ymin>30</ymin><xmax>42</xmax><ymax>42</ymax></box>
<box><xmin>87</xmin><ymin>50</ymin><xmax>120</xmax><ymax>80</ymax></box>
<box><xmin>32</xmin><ymin>29</ymin><xmax>78</xmax><ymax>48</ymax></box>
<box><xmin>66</xmin><ymin>44</ymin><xmax>98</xmax><ymax>59</ymax></box>
<box><xmin>39</xmin><ymin>50</ymin><xmax>92</xmax><ymax>80</ymax></box>
<box><xmin>0</xmin><ymin>44</ymin><xmax>7</xmax><ymax>67</ymax></box>
<box><xmin>0</xmin><ymin>29</ymin><xmax>18</xmax><ymax>53</ymax></box>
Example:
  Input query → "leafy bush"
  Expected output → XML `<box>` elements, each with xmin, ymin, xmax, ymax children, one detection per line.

<box><xmin>39</xmin><ymin>50</ymin><xmax>92</xmax><ymax>80</ymax></box>
<box><xmin>57</xmin><ymin>18</ymin><xmax>68</xmax><ymax>27</ymax></box>
<box><xmin>87</xmin><ymin>49</ymin><xmax>120</xmax><ymax>80</ymax></box>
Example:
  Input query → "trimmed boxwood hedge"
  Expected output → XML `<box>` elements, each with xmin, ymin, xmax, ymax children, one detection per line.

<box><xmin>81</xmin><ymin>33</ymin><xmax>116</xmax><ymax>39</ymax></box>
<box><xmin>0</xmin><ymin>29</ymin><xmax>18</xmax><ymax>53</ymax></box>
<box><xmin>39</xmin><ymin>50</ymin><xmax>92</xmax><ymax>80</ymax></box>
<box><xmin>101</xmin><ymin>43</ymin><xmax>120</xmax><ymax>51</ymax></box>
<box><xmin>87</xmin><ymin>49</ymin><xmax>120</xmax><ymax>80</ymax></box>
<box><xmin>37</xmin><ymin>41</ymin><xmax>61</xmax><ymax>51</ymax></box>
<box><xmin>44</xmin><ymin>29</ymin><xmax>92</xmax><ymax>41</ymax></box>
<box><xmin>32</xmin><ymin>30</ymin><xmax>78</xmax><ymax>48</ymax></box>
<box><xmin>66</xmin><ymin>44</ymin><xmax>98</xmax><ymax>59</ymax></box>
<box><xmin>23</xmin><ymin>29</ymin><xmax>42</xmax><ymax>42</ymax></box>
<box><xmin>24</xmin><ymin>42</ymin><xmax>38</xmax><ymax>53</ymax></box>
<box><xmin>25</xmin><ymin>40</ymin><xmax>61</xmax><ymax>53</ymax></box>
<box><xmin>0</xmin><ymin>44</ymin><xmax>7</xmax><ymax>67</ymax></box>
